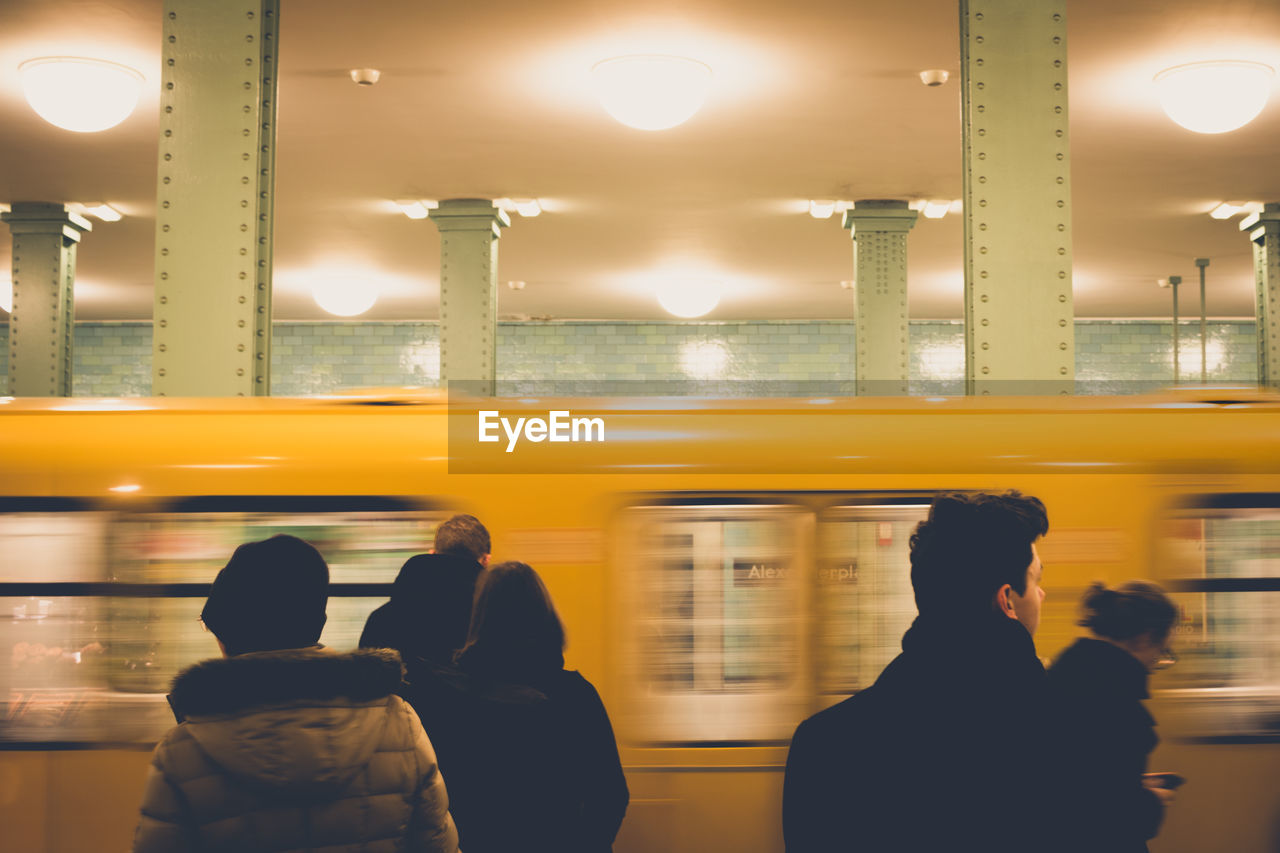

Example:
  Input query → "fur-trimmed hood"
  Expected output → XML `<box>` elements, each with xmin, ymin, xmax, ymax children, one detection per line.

<box><xmin>168</xmin><ymin>647</ymin><xmax>407</xmax><ymax>795</ymax></box>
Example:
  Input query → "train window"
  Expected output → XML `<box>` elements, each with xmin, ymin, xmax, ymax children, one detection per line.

<box><xmin>815</xmin><ymin>505</ymin><xmax>925</xmax><ymax>702</ymax></box>
<box><xmin>1158</xmin><ymin>498</ymin><xmax>1280</xmax><ymax>740</ymax></box>
<box><xmin>0</xmin><ymin>499</ymin><xmax>442</xmax><ymax>745</ymax></box>
<box><xmin>0</xmin><ymin>504</ymin><xmax>107</xmax><ymax>582</ymax></box>
<box><xmin>620</xmin><ymin>504</ymin><xmax>812</xmax><ymax>744</ymax></box>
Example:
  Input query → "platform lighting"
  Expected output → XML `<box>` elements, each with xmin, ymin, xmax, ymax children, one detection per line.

<box><xmin>592</xmin><ymin>55</ymin><xmax>712</xmax><ymax>131</ymax></box>
<box><xmin>0</xmin><ymin>279</ymin><xmax>11</xmax><ymax>313</ymax></box>
<box><xmin>82</xmin><ymin>203</ymin><xmax>122</xmax><ymax>222</ymax></box>
<box><xmin>19</xmin><ymin>57</ymin><xmax>144</xmax><ymax>133</ymax></box>
<box><xmin>656</xmin><ymin>279</ymin><xmax>722</xmax><ymax>318</ymax></box>
<box><xmin>809</xmin><ymin>200</ymin><xmax>836</xmax><ymax>219</ymax></box>
<box><xmin>394</xmin><ymin>200</ymin><xmax>436</xmax><ymax>220</ymax></box>
<box><xmin>312</xmin><ymin>277</ymin><xmax>378</xmax><ymax>316</ymax></box>
<box><xmin>512</xmin><ymin>199</ymin><xmax>541</xmax><ymax>217</ymax></box>
<box><xmin>1154</xmin><ymin>61</ymin><xmax>1274</xmax><ymax>134</ymax></box>
<box><xmin>1210</xmin><ymin>202</ymin><xmax>1242</xmax><ymax>219</ymax></box>
<box><xmin>922</xmin><ymin>200</ymin><xmax>950</xmax><ymax>220</ymax></box>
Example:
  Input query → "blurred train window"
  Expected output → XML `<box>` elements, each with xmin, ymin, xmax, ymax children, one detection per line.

<box><xmin>1158</xmin><ymin>497</ymin><xmax>1280</xmax><ymax>740</ymax></box>
<box><xmin>815</xmin><ymin>504</ymin><xmax>926</xmax><ymax>702</ymax></box>
<box><xmin>0</xmin><ymin>497</ymin><xmax>442</xmax><ymax>745</ymax></box>
<box><xmin>621</xmin><ymin>504</ymin><xmax>811</xmax><ymax>744</ymax></box>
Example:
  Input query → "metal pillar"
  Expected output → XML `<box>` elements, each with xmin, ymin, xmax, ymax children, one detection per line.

<box><xmin>960</xmin><ymin>0</ymin><xmax>1074</xmax><ymax>395</ymax></box>
<box><xmin>153</xmin><ymin>0</ymin><xmax>279</xmax><ymax>396</ymax></box>
<box><xmin>1</xmin><ymin>203</ymin><xmax>91</xmax><ymax>396</ymax></box>
<box><xmin>842</xmin><ymin>200</ymin><xmax>919</xmax><ymax>395</ymax></box>
<box><xmin>1164</xmin><ymin>275</ymin><xmax>1182</xmax><ymax>383</ymax></box>
<box><xmin>428</xmin><ymin>199</ymin><xmax>509</xmax><ymax>396</ymax></box>
<box><xmin>1195</xmin><ymin>258</ymin><xmax>1209</xmax><ymax>382</ymax></box>
<box><xmin>1244</xmin><ymin>204</ymin><xmax>1280</xmax><ymax>386</ymax></box>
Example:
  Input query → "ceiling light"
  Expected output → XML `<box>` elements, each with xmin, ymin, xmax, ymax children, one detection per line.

<box><xmin>19</xmin><ymin>57</ymin><xmax>144</xmax><ymax>133</ymax></box>
<box><xmin>512</xmin><ymin>199</ymin><xmax>541</xmax><ymax>217</ymax></box>
<box><xmin>919</xmin><ymin>69</ymin><xmax>949</xmax><ymax>87</ymax></box>
<box><xmin>82</xmin><ymin>203</ymin><xmax>122</xmax><ymax>222</ymax></box>
<box><xmin>1154</xmin><ymin>61</ymin><xmax>1274</xmax><ymax>134</ymax></box>
<box><xmin>312</xmin><ymin>276</ymin><xmax>378</xmax><ymax>316</ymax></box>
<box><xmin>1209</xmin><ymin>202</ymin><xmax>1241</xmax><ymax>219</ymax></box>
<box><xmin>656</xmin><ymin>278</ymin><xmax>722</xmax><ymax>318</ymax></box>
<box><xmin>922</xmin><ymin>200</ymin><xmax>951</xmax><ymax>219</ymax></box>
<box><xmin>0</xmin><ymin>280</ymin><xmax>11</xmax><ymax>313</ymax></box>
<box><xmin>839</xmin><ymin>280</ymin><xmax>855</xmax><ymax>290</ymax></box>
<box><xmin>394</xmin><ymin>200</ymin><xmax>435</xmax><ymax>220</ymax></box>
<box><xmin>349</xmin><ymin>68</ymin><xmax>381</xmax><ymax>86</ymax></box>
<box><xmin>809</xmin><ymin>200</ymin><xmax>836</xmax><ymax>219</ymax></box>
<box><xmin>591</xmin><ymin>55</ymin><xmax>712</xmax><ymax>131</ymax></box>
<box><xmin>507</xmin><ymin>280</ymin><xmax>527</xmax><ymax>290</ymax></box>
<box><xmin>109</xmin><ymin>484</ymin><xmax>141</xmax><ymax>493</ymax></box>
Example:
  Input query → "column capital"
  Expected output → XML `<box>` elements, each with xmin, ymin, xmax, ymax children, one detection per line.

<box><xmin>428</xmin><ymin>199</ymin><xmax>511</xmax><ymax>235</ymax></box>
<box><xmin>1243</xmin><ymin>202</ymin><xmax>1280</xmax><ymax>244</ymax></box>
<box><xmin>841</xmin><ymin>200</ymin><xmax>918</xmax><ymax>235</ymax></box>
<box><xmin>1</xmin><ymin>202</ymin><xmax>92</xmax><ymax>241</ymax></box>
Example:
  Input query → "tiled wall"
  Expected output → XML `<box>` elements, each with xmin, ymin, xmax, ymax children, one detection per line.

<box><xmin>0</xmin><ymin>319</ymin><xmax>1262</xmax><ymax>397</ymax></box>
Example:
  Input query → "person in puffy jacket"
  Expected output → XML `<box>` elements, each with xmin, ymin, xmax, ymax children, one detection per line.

<box><xmin>132</xmin><ymin>534</ymin><xmax>459</xmax><ymax>853</ymax></box>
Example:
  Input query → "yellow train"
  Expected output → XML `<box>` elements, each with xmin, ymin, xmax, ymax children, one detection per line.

<box><xmin>1</xmin><ymin>390</ymin><xmax>1278</xmax><ymax>853</ymax></box>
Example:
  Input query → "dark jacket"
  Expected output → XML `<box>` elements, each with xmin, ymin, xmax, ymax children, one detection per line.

<box><xmin>1046</xmin><ymin>638</ymin><xmax>1164</xmax><ymax>853</ymax></box>
<box><xmin>783</xmin><ymin>613</ymin><xmax>1046</xmax><ymax>853</ymax></box>
<box><xmin>402</xmin><ymin>659</ymin><xmax>629</xmax><ymax>853</ymax></box>
<box><xmin>133</xmin><ymin>647</ymin><xmax>458</xmax><ymax>853</ymax></box>
<box><xmin>360</xmin><ymin>553</ymin><xmax>485</xmax><ymax>664</ymax></box>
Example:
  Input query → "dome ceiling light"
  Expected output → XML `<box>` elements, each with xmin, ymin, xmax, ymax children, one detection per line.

<box><xmin>656</xmin><ymin>278</ymin><xmax>722</xmax><ymax>318</ymax></box>
<box><xmin>19</xmin><ymin>57</ymin><xmax>144</xmax><ymax>133</ymax></box>
<box><xmin>1154</xmin><ymin>60</ymin><xmax>1274</xmax><ymax>134</ymax></box>
<box><xmin>591</xmin><ymin>55</ymin><xmax>712</xmax><ymax>131</ymax></box>
<box><xmin>312</xmin><ymin>277</ymin><xmax>378</xmax><ymax>317</ymax></box>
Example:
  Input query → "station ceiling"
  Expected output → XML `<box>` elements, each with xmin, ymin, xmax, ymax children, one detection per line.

<box><xmin>1</xmin><ymin>0</ymin><xmax>1278</xmax><ymax>321</ymax></box>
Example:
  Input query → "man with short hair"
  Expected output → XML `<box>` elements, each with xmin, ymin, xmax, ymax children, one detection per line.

<box><xmin>133</xmin><ymin>534</ymin><xmax>459</xmax><ymax>853</ymax></box>
<box><xmin>359</xmin><ymin>513</ymin><xmax>490</xmax><ymax>658</ymax></box>
<box><xmin>783</xmin><ymin>491</ymin><xmax>1049</xmax><ymax>853</ymax></box>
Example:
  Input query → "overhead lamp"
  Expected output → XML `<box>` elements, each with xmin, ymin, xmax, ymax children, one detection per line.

<box><xmin>512</xmin><ymin>199</ymin><xmax>541</xmax><ymax>217</ymax></box>
<box><xmin>394</xmin><ymin>200</ymin><xmax>437</xmax><ymax>220</ymax></box>
<box><xmin>0</xmin><ymin>279</ymin><xmax>11</xmax><ymax>313</ymax></box>
<box><xmin>82</xmin><ymin>203</ymin><xmax>122</xmax><ymax>222</ymax></box>
<box><xmin>507</xmin><ymin>280</ymin><xmax>527</xmax><ymax>290</ymax></box>
<box><xmin>922</xmin><ymin>200</ymin><xmax>951</xmax><ymax>219</ymax></box>
<box><xmin>809</xmin><ymin>200</ymin><xmax>836</xmax><ymax>219</ymax></box>
<box><xmin>656</xmin><ymin>278</ymin><xmax>722</xmax><ymax>318</ymax></box>
<box><xmin>1154</xmin><ymin>61</ymin><xmax>1275</xmax><ymax>134</ymax></box>
<box><xmin>1209</xmin><ymin>202</ymin><xmax>1241</xmax><ymax>219</ymax></box>
<box><xmin>19</xmin><ymin>57</ymin><xmax>144</xmax><ymax>133</ymax></box>
<box><xmin>312</xmin><ymin>276</ymin><xmax>378</xmax><ymax>316</ymax></box>
<box><xmin>591</xmin><ymin>55</ymin><xmax>712</xmax><ymax>131</ymax></box>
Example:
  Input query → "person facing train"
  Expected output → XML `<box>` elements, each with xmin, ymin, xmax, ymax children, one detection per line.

<box><xmin>132</xmin><ymin>534</ymin><xmax>459</xmax><ymax>853</ymax></box>
<box><xmin>359</xmin><ymin>512</ymin><xmax>490</xmax><ymax>657</ymax></box>
<box><xmin>783</xmin><ymin>490</ymin><xmax>1050</xmax><ymax>853</ymax></box>
<box><xmin>1045</xmin><ymin>581</ymin><xmax>1180</xmax><ymax>853</ymax></box>
<box><xmin>401</xmin><ymin>560</ymin><xmax>630</xmax><ymax>853</ymax></box>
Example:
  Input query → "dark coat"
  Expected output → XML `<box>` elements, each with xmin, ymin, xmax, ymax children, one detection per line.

<box><xmin>134</xmin><ymin>647</ymin><xmax>457</xmax><ymax>853</ymax></box>
<box><xmin>1046</xmin><ymin>638</ymin><xmax>1164</xmax><ymax>853</ymax></box>
<box><xmin>401</xmin><ymin>659</ymin><xmax>629</xmax><ymax>853</ymax></box>
<box><xmin>783</xmin><ymin>613</ymin><xmax>1046</xmax><ymax>853</ymax></box>
<box><xmin>360</xmin><ymin>553</ymin><xmax>485</xmax><ymax>665</ymax></box>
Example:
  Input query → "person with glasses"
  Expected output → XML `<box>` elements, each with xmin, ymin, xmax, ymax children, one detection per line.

<box><xmin>1046</xmin><ymin>580</ymin><xmax>1181</xmax><ymax>853</ymax></box>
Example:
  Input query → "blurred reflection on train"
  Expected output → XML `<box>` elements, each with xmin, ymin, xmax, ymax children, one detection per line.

<box><xmin>1</xmin><ymin>391</ymin><xmax>1278</xmax><ymax>853</ymax></box>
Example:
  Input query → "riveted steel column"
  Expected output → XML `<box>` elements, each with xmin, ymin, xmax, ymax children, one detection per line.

<box><xmin>842</xmin><ymin>200</ymin><xmax>918</xmax><ymax>396</ymax></box>
<box><xmin>153</xmin><ymin>1</ymin><xmax>279</xmax><ymax>396</ymax></box>
<box><xmin>1</xmin><ymin>203</ymin><xmax>91</xmax><ymax>396</ymax></box>
<box><xmin>960</xmin><ymin>0</ymin><xmax>1073</xmax><ymax>395</ymax></box>
<box><xmin>428</xmin><ymin>200</ymin><xmax>509</xmax><ymax>395</ymax></box>
<box><xmin>1245</xmin><ymin>203</ymin><xmax>1280</xmax><ymax>386</ymax></box>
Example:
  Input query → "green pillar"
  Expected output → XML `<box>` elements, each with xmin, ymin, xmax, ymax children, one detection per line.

<box><xmin>960</xmin><ymin>0</ymin><xmax>1074</xmax><ymax>395</ymax></box>
<box><xmin>842</xmin><ymin>200</ymin><xmax>918</xmax><ymax>396</ymax></box>
<box><xmin>1</xmin><ymin>203</ymin><xmax>91</xmax><ymax>397</ymax></box>
<box><xmin>1245</xmin><ymin>203</ymin><xmax>1280</xmax><ymax>386</ymax></box>
<box><xmin>428</xmin><ymin>200</ymin><xmax>509</xmax><ymax>395</ymax></box>
<box><xmin>153</xmin><ymin>0</ymin><xmax>279</xmax><ymax>396</ymax></box>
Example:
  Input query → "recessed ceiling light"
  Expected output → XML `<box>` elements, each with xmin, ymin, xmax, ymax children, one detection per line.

<box><xmin>591</xmin><ymin>55</ymin><xmax>712</xmax><ymax>131</ymax></box>
<box><xmin>1154</xmin><ymin>61</ymin><xmax>1274</xmax><ymax>134</ymax></box>
<box><xmin>19</xmin><ymin>57</ymin><xmax>143</xmax><ymax>133</ymax></box>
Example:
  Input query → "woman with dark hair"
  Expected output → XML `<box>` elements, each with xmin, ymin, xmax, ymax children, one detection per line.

<box><xmin>404</xmin><ymin>561</ymin><xmax>628</xmax><ymax>853</ymax></box>
<box><xmin>1047</xmin><ymin>581</ymin><xmax>1181</xmax><ymax>853</ymax></box>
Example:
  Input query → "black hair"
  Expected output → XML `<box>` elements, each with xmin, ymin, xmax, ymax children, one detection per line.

<box><xmin>455</xmin><ymin>561</ymin><xmax>566</xmax><ymax>682</ymax></box>
<box><xmin>434</xmin><ymin>513</ymin><xmax>491</xmax><ymax>563</ymax></box>
<box><xmin>1079</xmin><ymin>580</ymin><xmax>1178</xmax><ymax>644</ymax></box>
<box><xmin>200</xmin><ymin>534</ymin><xmax>329</xmax><ymax>657</ymax></box>
<box><xmin>909</xmin><ymin>490</ymin><xmax>1049</xmax><ymax>617</ymax></box>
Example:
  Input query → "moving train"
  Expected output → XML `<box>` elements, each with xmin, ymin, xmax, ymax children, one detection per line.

<box><xmin>1</xmin><ymin>389</ymin><xmax>1278</xmax><ymax>852</ymax></box>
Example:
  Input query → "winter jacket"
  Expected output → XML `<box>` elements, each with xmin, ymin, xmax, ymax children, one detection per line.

<box><xmin>132</xmin><ymin>647</ymin><xmax>459</xmax><ymax>853</ymax></box>
<box><xmin>360</xmin><ymin>553</ymin><xmax>485</xmax><ymax>665</ymax></box>
<box><xmin>783</xmin><ymin>613</ymin><xmax>1046</xmax><ymax>853</ymax></box>
<box><xmin>402</xmin><ymin>658</ymin><xmax>629</xmax><ymax>853</ymax></box>
<box><xmin>1046</xmin><ymin>638</ymin><xmax>1165</xmax><ymax>853</ymax></box>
